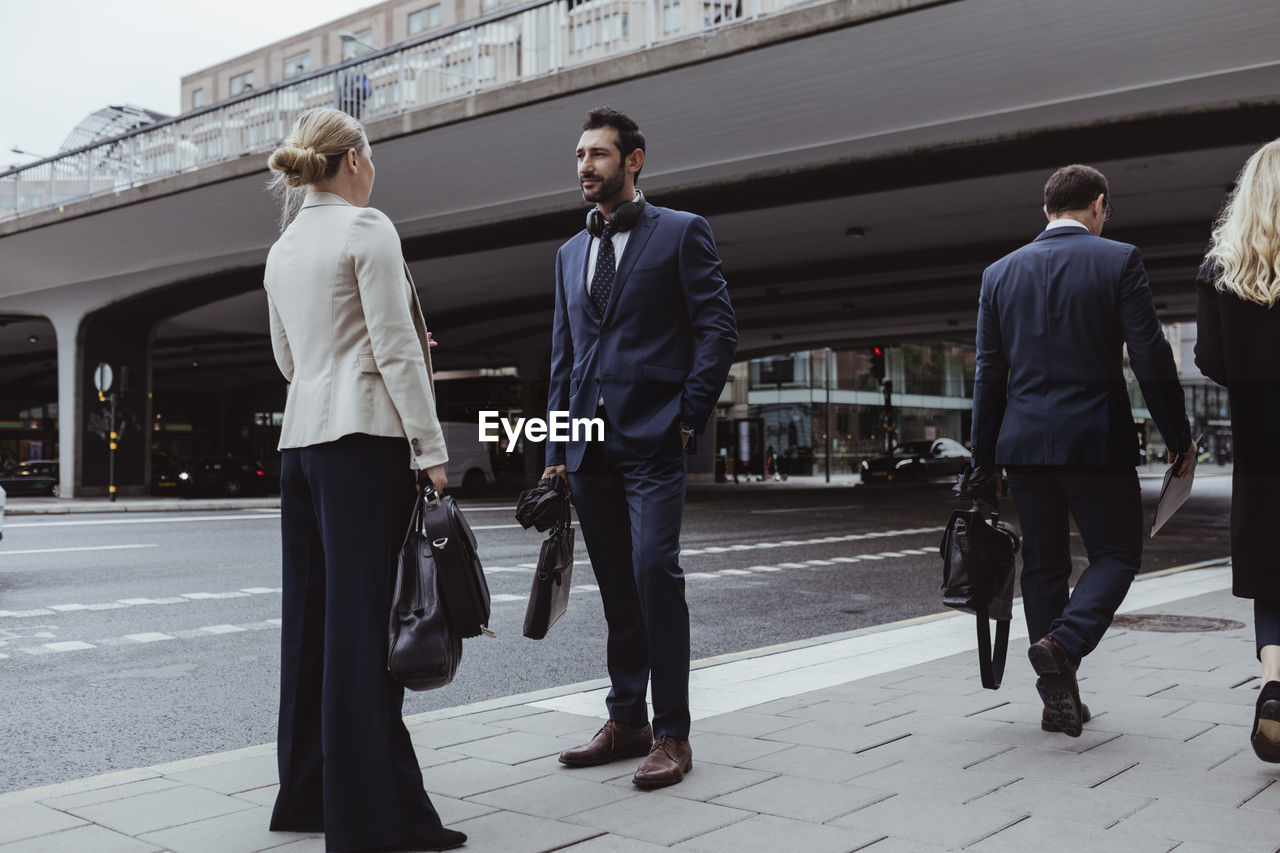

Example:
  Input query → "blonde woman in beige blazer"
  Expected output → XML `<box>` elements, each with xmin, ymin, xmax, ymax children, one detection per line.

<box><xmin>263</xmin><ymin>108</ymin><xmax>465</xmax><ymax>853</ymax></box>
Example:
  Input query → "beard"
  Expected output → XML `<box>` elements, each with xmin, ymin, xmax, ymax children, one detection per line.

<box><xmin>581</xmin><ymin>167</ymin><xmax>627</xmax><ymax>205</ymax></box>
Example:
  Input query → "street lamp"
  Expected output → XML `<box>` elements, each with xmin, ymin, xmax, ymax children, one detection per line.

<box><xmin>10</xmin><ymin>146</ymin><xmax>49</xmax><ymax>160</ymax></box>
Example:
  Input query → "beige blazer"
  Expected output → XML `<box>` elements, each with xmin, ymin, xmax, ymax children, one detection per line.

<box><xmin>264</xmin><ymin>192</ymin><xmax>447</xmax><ymax>470</ymax></box>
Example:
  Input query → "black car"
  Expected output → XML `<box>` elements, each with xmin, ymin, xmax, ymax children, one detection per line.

<box><xmin>151</xmin><ymin>453</ymin><xmax>194</xmax><ymax>495</ymax></box>
<box><xmin>0</xmin><ymin>461</ymin><xmax>60</xmax><ymax>496</ymax></box>
<box><xmin>189</xmin><ymin>457</ymin><xmax>274</xmax><ymax>497</ymax></box>
<box><xmin>860</xmin><ymin>438</ymin><xmax>971</xmax><ymax>484</ymax></box>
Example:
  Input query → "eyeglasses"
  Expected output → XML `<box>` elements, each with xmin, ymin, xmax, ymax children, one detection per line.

<box><xmin>1103</xmin><ymin>198</ymin><xmax>1113</xmax><ymax>222</ymax></box>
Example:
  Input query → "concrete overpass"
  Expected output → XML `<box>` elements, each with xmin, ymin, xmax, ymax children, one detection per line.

<box><xmin>2</xmin><ymin>0</ymin><xmax>1278</xmax><ymax>495</ymax></box>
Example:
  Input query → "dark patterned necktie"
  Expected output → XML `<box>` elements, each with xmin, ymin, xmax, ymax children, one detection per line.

<box><xmin>588</xmin><ymin>222</ymin><xmax>615</xmax><ymax>316</ymax></box>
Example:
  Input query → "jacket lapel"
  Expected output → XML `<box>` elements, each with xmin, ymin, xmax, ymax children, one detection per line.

<box><xmin>566</xmin><ymin>233</ymin><xmax>595</xmax><ymax>324</ymax></box>
<box><xmin>601</xmin><ymin>206</ymin><xmax>659</xmax><ymax>325</ymax></box>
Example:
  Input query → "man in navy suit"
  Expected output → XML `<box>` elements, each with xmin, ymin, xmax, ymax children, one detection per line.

<box><xmin>543</xmin><ymin>108</ymin><xmax>737</xmax><ymax>787</ymax></box>
<box><xmin>970</xmin><ymin>165</ymin><xmax>1195</xmax><ymax>737</ymax></box>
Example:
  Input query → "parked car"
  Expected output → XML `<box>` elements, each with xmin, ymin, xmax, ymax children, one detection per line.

<box><xmin>440</xmin><ymin>421</ymin><xmax>496</xmax><ymax>494</ymax></box>
<box><xmin>151</xmin><ymin>453</ymin><xmax>193</xmax><ymax>495</ymax></box>
<box><xmin>860</xmin><ymin>437</ymin><xmax>972</xmax><ymax>484</ymax></box>
<box><xmin>0</xmin><ymin>461</ymin><xmax>60</xmax><ymax>497</ymax></box>
<box><xmin>188</xmin><ymin>457</ymin><xmax>274</xmax><ymax>497</ymax></box>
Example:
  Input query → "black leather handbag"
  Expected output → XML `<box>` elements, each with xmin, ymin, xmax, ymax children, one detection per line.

<box><xmin>940</xmin><ymin>499</ymin><xmax>1019</xmax><ymax>689</ymax></box>
<box><xmin>420</xmin><ymin>488</ymin><xmax>493</xmax><ymax>639</ymax></box>
<box><xmin>388</xmin><ymin>489</ymin><xmax>462</xmax><ymax>691</ymax></box>
<box><xmin>523</xmin><ymin>499</ymin><xmax>574</xmax><ymax>640</ymax></box>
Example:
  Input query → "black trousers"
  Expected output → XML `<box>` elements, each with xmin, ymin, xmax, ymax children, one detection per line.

<box><xmin>1257</xmin><ymin>600</ymin><xmax>1280</xmax><ymax>658</ymax></box>
<box><xmin>270</xmin><ymin>434</ymin><xmax>443</xmax><ymax>853</ymax></box>
<box><xmin>1006</xmin><ymin>466</ymin><xmax>1143</xmax><ymax>667</ymax></box>
<box><xmin>568</xmin><ymin>416</ymin><xmax>691</xmax><ymax>740</ymax></box>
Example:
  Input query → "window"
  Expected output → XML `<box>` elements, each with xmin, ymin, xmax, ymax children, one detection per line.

<box><xmin>481</xmin><ymin>0</ymin><xmax>498</xmax><ymax>12</ymax></box>
<box><xmin>283</xmin><ymin>51</ymin><xmax>311</xmax><ymax>78</ymax></box>
<box><xmin>191</xmin><ymin>88</ymin><xmax>205</xmax><ymax>109</ymax></box>
<box><xmin>341</xmin><ymin>28</ymin><xmax>376</xmax><ymax>56</ymax></box>
<box><xmin>409</xmin><ymin>5</ymin><xmax>441</xmax><ymax>34</ymax></box>
<box><xmin>229</xmin><ymin>71</ymin><xmax>255</xmax><ymax>96</ymax></box>
<box><xmin>662</xmin><ymin>1</ymin><xmax>683</xmax><ymax>33</ymax></box>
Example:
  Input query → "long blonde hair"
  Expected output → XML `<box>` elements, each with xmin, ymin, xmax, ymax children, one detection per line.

<box><xmin>267</xmin><ymin>108</ymin><xmax>366</xmax><ymax>231</ymax></box>
<box><xmin>1206</xmin><ymin>139</ymin><xmax>1280</xmax><ymax>307</ymax></box>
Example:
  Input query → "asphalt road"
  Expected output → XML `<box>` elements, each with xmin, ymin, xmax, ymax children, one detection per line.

<box><xmin>0</xmin><ymin>473</ymin><xmax>1233</xmax><ymax>792</ymax></box>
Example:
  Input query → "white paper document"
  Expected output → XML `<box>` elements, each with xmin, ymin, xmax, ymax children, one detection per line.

<box><xmin>1150</xmin><ymin>457</ymin><xmax>1196</xmax><ymax>538</ymax></box>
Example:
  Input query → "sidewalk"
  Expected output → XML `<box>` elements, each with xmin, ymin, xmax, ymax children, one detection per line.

<box><xmin>3</xmin><ymin>497</ymin><xmax>281</xmax><ymax>516</ymax></box>
<box><xmin>3</xmin><ymin>562</ymin><xmax>1277</xmax><ymax>852</ymax></box>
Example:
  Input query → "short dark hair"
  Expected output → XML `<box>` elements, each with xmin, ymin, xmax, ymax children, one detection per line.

<box><xmin>1044</xmin><ymin>164</ymin><xmax>1109</xmax><ymax>215</ymax></box>
<box><xmin>583</xmin><ymin>107</ymin><xmax>645</xmax><ymax>183</ymax></box>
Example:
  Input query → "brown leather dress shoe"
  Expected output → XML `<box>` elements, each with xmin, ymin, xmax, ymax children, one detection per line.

<box><xmin>1029</xmin><ymin>635</ymin><xmax>1084</xmax><ymax>737</ymax></box>
<box><xmin>1041</xmin><ymin>703</ymin><xmax>1091</xmax><ymax>733</ymax></box>
<box><xmin>632</xmin><ymin>735</ymin><xmax>692</xmax><ymax>789</ymax></box>
<box><xmin>559</xmin><ymin>721</ymin><xmax>652</xmax><ymax>767</ymax></box>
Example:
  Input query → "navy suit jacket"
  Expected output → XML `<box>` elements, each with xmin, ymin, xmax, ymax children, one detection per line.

<box><xmin>971</xmin><ymin>226</ymin><xmax>1190</xmax><ymax>468</ymax></box>
<box><xmin>545</xmin><ymin>203</ymin><xmax>738</xmax><ymax>471</ymax></box>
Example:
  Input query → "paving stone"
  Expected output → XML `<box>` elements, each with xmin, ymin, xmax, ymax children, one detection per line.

<box><xmin>1169</xmin><ymin>700</ymin><xmax>1257</xmax><ymax>726</ymax></box>
<box><xmin>61</xmin><ymin>785</ymin><xmax>255</xmax><ymax>836</ymax></box>
<box><xmin>816</xmin><ymin>684</ymin><xmax>918</xmax><ymax>706</ymax></box>
<box><xmin>1238</xmin><ymin>779</ymin><xmax>1280</xmax><ymax>812</ymax></box>
<box><xmin>1069</xmin><ymin>691</ymin><xmax>1192</xmax><ymax>720</ymax></box>
<box><xmin>709</xmin><ymin>775</ymin><xmax>888</xmax><ymax>823</ymax></box>
<box><xmin>0</xmin><ymin>824</ymin><xmax>161</xmax><ymax>853</ymax></box>
<box><xmin>777</xmin><ymin>699</ymin><xmax>911</xmax><ymax>727</ymax></box>
<box><xmin>695</xmin><ymin>710</ymin><xmax>808</xmax><ymax>739</ymax></box>
<box><xmin>759</xmin><ymin>719</ymin><xmax>913</xmax><ymax>755</ymax></box>
<box><xmin>0</xmin><ymin>770</ymin><xmax>162</xmax><ymax>807</ymax></box>
<box><xmin>738</xmin><ymin>695</ymin><xmax>823</xmax><ymax>715</ymax></box>
<box><xmin>851</xmin><ymin>733</ymin><xmax>1013</xmax><ymax>770</ymax></box>
<box><xmin>166</xmin><ymin>753</ymin><xmax>280</xmax><ymax>794</ymax></box>
<box><xmin>972</xmin><ymin>720</ymin><xmax>1121</xmax><ymax>754</ymax></box>
<box><xmin>137</xmin><ymin>805</ymin><xmax>315</xmax><ymax>853</ymax></box>
<box><xmin>517</xmin><ymin>756</ymin><xmax>636</xmax><ymax>785</ymax></box>
<box><xmin>964</xmin><ymin>815</ymin><xmax>1177</xmax><ymax>853</ymax></box>
<box><xmin>1148</xmin><ymin>683</ymin><xmax>1259</xmax><ymax>704</ymax></box>
<box><xmin>558</xmin><ymin>834</ymin><xmax>671</xmax><ymax>852</ymax></box>
<box><xmin>880</xmin><ymin>710</ymin><xmax>1011</xmax><ymax>740</ymax></box>
<box><xmin>1081</xmin><ymin>732</ymin><xmax>1243</xmax><ymax>770</ymax></box>
<box><xmin>682</xmin><ymin>730</ymin><xmax>792</xmax><ymax>766</ymax></box>
<box><xmin>844</xmin><ymin>761</ymin><xmax>1020</xmax><ymax>804</ymax></box>
<box><xmin>879</xmin><ymin>674</ymin><xmax>988</xmax><ymax>696</ymax></box>
<box><xmin>870</xmin><ymin>689</ymin><xmax>1013</xmax><ymax>718</ymax></box>
<box><xmin>407</xmin><ymin>718</ymin><xmax>507</xmax><ymax>749</ymax></box>
<box><xmin>670</xmin><ymin>813</ymin><xmax>884</xmax><ymax>853</ymax></box>
<box><xmin>1095</xmin><ymin>761</ymin><xmax>1270</xmax><ymax>806</ymax></box>
<box><xmin>969</xmin><ymin>777</ymin><xmax>1153</xmax><ymax>827</ymax></box>
<box><xmin>416</xmin><ymin>747</ymin><xmax>470</xmax><ymax>769</ymax></box>
<box><xmin>848</xmin><ymin>838</ymin><xmax>951</xmax><ymax>853</ymax></box>
<box><xmin>37</xmin><ymin>778</ymin><xmax>181</xmax><ymax>810</ymax></box>
<box><xmin>230</xmin><ymin>785</ymin><xmax>278</xmax><ymax>808</ymax></box>
<box><xmin>498</xmin><ymin>712</ymin><xmax>606</xmax><ymax>738</ymax></box>
<box><xmin>420</xmin><ymin>758</ymin><xmax>549</xmax><ymax>799</ymax></box>
<box><xmin>969</xmin><ymin>746</ymin><xmax>1137</xmax><ymax>788</ymax></box>
<box><xmin>448</xmin><ymin>705</ymin><xmax>548</xmax><ymax>725</ymax></box>
<box><xmin>1202</xmin><ymin>747</ymin><xmax>1280</xmax><ymax>778</ymax></box>
<box><xmin>256</xmin><ymin>838</ymin><xmax>325</xmax><ymax>852</ymax></box>
<box><xmin>1080</xmin><ymin>710</ymin><xmax>1213</xmax><ymax>741</ymax></box>
<box><xmin>467</xmin><ymin>774</ymin><xmax>639</xmax><ymax>819</ymax></box>
<box><xmin>738</xmin><ymin>744</ymin><xmax>897</xmax><ymax>783</ymax></box>
<box><xmin>451</xmin><ymin>731</ymin><xmax>568</xmax><ymax>765</ymax></box>
<box><xmin>1111</xmin><ymin>797</ymin><xmax>1280</xmax><ymax>848</ymax></box>
<box><xmin>430</xmin><ymin>793</ymin><xmax>502</xmax><ymax>823</ymax></box>
<box><xmin>566</xmin><ymin>793</ymin><xmax>751</xmax><ymax>845</ymax></box>
<box><xmin>453</xmin><ymin>810</ymin><xmax>604</xmax><ymax>853</ymax></box>
<box><xmin>828</xmin><ymin>794</ymin><xmax>1026</xmax><ymax>848</ymax></box>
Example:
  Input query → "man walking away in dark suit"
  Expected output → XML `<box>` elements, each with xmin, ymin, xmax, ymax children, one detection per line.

<box><xmin>969</xmin><ymin>165</ymin><xmax>1195</xmax><ymax>737</ymax></box>
<box><xmin>543</xmin><ymin>107</ymin><xmax>737</xmax><ymax>787</ymax></box>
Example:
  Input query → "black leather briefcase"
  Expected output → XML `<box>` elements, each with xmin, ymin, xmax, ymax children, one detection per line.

<box><xmin>388</xmin><ymin>490</ymin><xmax>462</xmax><ymax>691</ymax></box>
<box><xmin>420</xmin><ymin>488</ymin><xmax>493</xmax><ymax>639</ymax></box>
<box><xmin>940</xmin><ymin>499</ymin><xmax>1019</xmax><ymax>689</ymax></box>
<box><xmin>524</xmin><ymin>500</ymin><xmax>574</xmax><ymax>640</ymax></box>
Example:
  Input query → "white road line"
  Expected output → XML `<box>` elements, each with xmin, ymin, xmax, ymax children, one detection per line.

<box><xmin>750</xmin><ymin>504</ymin><xmax>865</xmax><ymax>514</ymax></box>
<box><xmin>0</xmin><ymin>587</ymin><xmax>282</xmax><ymax>619</ymax></box>
<box><xmin>680</xmin><ymin>526</ymin><xmax>943</xmax><ymax>556</ymax></box>
<box><xmin>0</xmin><ymin>544</ymin><xmax>158</xmax><ymax>556</ymax></box>
<box><xmin>125</xmin><ymin>633</ymin><xmax>174</xmax><ymax>643</ymax></box>
<box><xmin>7</xmin><ymin>515</ymin><xmax>281</xmax><ymax>528</ymax></box>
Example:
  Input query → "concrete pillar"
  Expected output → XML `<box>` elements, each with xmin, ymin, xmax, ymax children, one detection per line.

<box><xmin>78</xmin><ymin>306</ymin><xmax>153</xmax><ymax>497</ymax></box>
<box><xmin>50</xmin><ymin>311</ymin><xmax>82</xmax><ymax>499</ymax></box>
<box><xmin>516</xmin><ymin>352</ymin><xmax>549</xmax><ymax>488</ymax></box>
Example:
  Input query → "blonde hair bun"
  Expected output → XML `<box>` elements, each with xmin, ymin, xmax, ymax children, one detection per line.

<box><xmin>268</xmin><ymin>144</ymin><xmax>330</xmax><ymax>188</ymax></box>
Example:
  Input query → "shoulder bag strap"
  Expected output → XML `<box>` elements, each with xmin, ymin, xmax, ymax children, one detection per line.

<box><xmin>974</xmin><ymin>602</ymin><xmax>1010</xmax><ymax>690</ymax></box>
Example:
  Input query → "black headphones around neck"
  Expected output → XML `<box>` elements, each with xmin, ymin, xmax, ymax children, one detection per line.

<box><xmin>586</xmin><ymin>189</ymin><xmax>646</xmax><ymax>238</ymax></box>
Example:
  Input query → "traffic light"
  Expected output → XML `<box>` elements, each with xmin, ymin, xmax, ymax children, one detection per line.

<box><xmin>870</xmin><ymin>345</ymin><xmax>886</xmax><ymax>383</ymax></box>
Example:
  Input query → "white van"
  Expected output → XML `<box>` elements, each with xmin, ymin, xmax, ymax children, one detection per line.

<box><xmin>440</xmin><ymin>421</ymin><xmax>495</xmax><ymax>493</ymax></box>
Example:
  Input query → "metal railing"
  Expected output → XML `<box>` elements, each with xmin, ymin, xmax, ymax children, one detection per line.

<box><xmin>0</xmin><ymin>0</ymin><xmax>810</xmax><ymax>221</ymax></box>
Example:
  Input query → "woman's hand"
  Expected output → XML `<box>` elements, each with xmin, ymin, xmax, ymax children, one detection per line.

<box><xmin>417</xmin><ymin>464</ymin><xmax>448</xmax><ymax>494</ymax></box>
<box><xmin>426</xmin><ymin>331</ymin><xmax>438</xmax><ymax>349</ymax></box>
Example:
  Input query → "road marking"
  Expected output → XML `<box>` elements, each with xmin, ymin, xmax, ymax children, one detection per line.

<box><xmin>7</xmin><ymin>515</ymin><xmax>280</xmax><ymax>528</ymax></box>
<box><xmin>681</xmin><ymin>526</ymin><xmax>943</xmax><ymax>556</ymax></box>
<box><xmin>43</xmin><ymin>641</ymin><xmax>96</xmax><ymax>652</ymax></box>
<box><xmin>749</xmin><ymin>504</ymin><xmax>866</xmax><ymax>514</ymax></box>
<box><xmin>0</xmin><ymin>544</ymin><xmax>158</xmax><ymax>556</ymax></box>
<box><xmin>125</xmin><ymin>633</ymin><xmax>174</xmax><ymax>643</ymax></box>
<box><xmin>0</xmin><ymin>587</ymin><xmax>282</xmax><ymax>619</ymax></box>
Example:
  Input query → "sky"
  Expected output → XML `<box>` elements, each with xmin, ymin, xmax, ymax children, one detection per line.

<box><xmin>0</xmin><ymin>0</ymin><xmax>376</xmax><ymax>169</ymax></box>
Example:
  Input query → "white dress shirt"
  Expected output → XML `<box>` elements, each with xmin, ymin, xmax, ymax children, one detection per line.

<box><xmin>1044</xmin><ymin>218</ymin><xmax>1090</xmax><ymax>233</ymax></box>
<box><xmin>586</xmin><ymin>223</ymin><xmax>632</xmax><ymax>295</ymax></box>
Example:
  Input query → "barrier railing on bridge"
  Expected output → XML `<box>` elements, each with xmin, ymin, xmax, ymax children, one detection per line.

<box><xmin>0</xmin><ymin>0</ymin><xmax>809</xmax><ymax>221</ymax></box>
